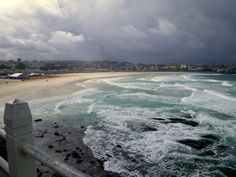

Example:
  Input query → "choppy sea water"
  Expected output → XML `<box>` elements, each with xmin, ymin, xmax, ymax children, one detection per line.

<box><xmin>30</xmin><ymin>73</ymin><xmax>236</xmax><ymax>176</ymax></box>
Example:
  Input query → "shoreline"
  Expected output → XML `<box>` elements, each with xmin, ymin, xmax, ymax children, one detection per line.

<box><xmin>0</xmin><ymin>72</ymin><xmax>142</xmax><ymax>108</ymax></box>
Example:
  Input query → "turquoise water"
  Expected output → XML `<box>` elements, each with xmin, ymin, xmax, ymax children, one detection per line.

<box><xmin>31</xmin><ymin>73</ymin><xmax>236</xmax><ymax>177</ymax></box>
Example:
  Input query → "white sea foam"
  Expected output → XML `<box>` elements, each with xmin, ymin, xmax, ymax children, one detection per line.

<box><xmin>203</xmin><ymin>89</ymin><xmax>236</xmax><ymax>102</ymax></box>
<box><xmin>222</xmin><ymin>81</ymin><xmax>232</xmax><ymax>87</ymax></box>
<box><xmin>169</xmin><ymin>83</ymin><xmax>198</xmax><ymax>103</ymax></box>
<box><xmin>118</xmin><ymin>92</ymin><xmax>158</xmax><ymax>99</ymax></box>
<box><xmin>103</xmin><ymin>78</ymin><xmax>156</xmax><ymax>91</ymax></box>
<box><xmin>54</xmin><ymin>88</ymin><xmax>100</xmax><ymax>112</ymax></box>
<box><xmin>180</xmin><ymin>88</ymin><xmax>236</xmax><ymax>116</ymax></box>
<box><xmin>151</xmin><ymin>75</ymin><xmax>184</xmax><ymax>83</ymax></box>
<box><xmin>175</xmin><ymin>83</ymin><xmax>197</xmax><ymax>91</ymax></box>
<box><xmin>183</xmin><ymin>75</ymin><xmax>197</xmax><ymax>81</ymax></box>
<box><xmin>72</xmin><ymin>88</ymin><xmax>99</xmax><ymax>95</ymax></box>
<box><xmin>180</xmin><ymin>109</ymin><xmax>197</xmax><ymax>118</ymax></box>
<box><xmin>181</xmin><ymin>91</ymin><xmax>196</xmax><ymax>103</ymax></box>
<box><xmin>87</xmin><ymin>103</ymin><xmax>96</xmax><ymax>114</ymax></box>
<box><xmin>116</xmin><ymin>92</ymin><xmax>178</xmax><ymax>103</ymax></box>
<box><xmin>75</xmin><ymin>82</ymin><xmax>87</xmax><ymax>88</ymax></box>
<box><xmin>190</xmin><ymin>73</ymin><xmax>223</xmax><ymax>76</ymax></box>
<box><xmin>55</xmin><ymin>98</ymin><xmax>92</xmax><ymax>112</ymax></box>
<box><xmin>205</xmin><ymin>79</ymin><xmax>221</xmax><ymax>83</ymax></box>
<box><xmin>199</xmin><ymin>79</ymin><xmax>232</xmax><ymax>87</ymax></box>
<box><xmin>83</xmin><ymin>102</ymin><xmax>204</xmax><ymax>176</ymax></box>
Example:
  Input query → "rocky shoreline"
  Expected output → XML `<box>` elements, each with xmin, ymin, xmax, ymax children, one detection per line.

<box><xmin>33</xmin><ymin>120</ymin><xmax>120</xmax><ymax>177</ymax></box>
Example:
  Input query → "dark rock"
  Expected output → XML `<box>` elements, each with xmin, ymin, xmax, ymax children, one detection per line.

<box><xmin>71</xmin><ymin>151</ymin><xmax>81</xmax><ymax>158</ymax></box>
<box><xmin>65</xmin><ymin>154</ymin><xmax>71</xmax><ymax>158</ymax></box>
<box><xmin>97</xmin><ymin>159</ymin><xmax>105</xmax><ymax>168</ymax></box>
<box><xmin>201</xmin><ymin>134</ymin><xmax>219</xmax><ymax>141</ymax></box>
<box><xmin>90</xmin><ymin>160</ymin><xmax>95</xmax><ymax>165</ymax></box>
<box><xmin>34</xmin><ymin>119</ymin><xmax>42</xmax><ymax>122</ymax></box>
<box><xmin>55</xmin><ymin>150</ymin><xmax>62</xmax><ymax>153</ymax></box>
<box><xmin>217</xmin><ymin>166</ymin><xmax>236</xmax><ymax>177</ymax></box>
<box><xmin>56</xmin><ymin>137</ymin><xmax>66</xmax><ymax>142</ymax></box>
<box><xmin>37</xmin><ymin>168</ymin><xmax>40</xmax><ymax>173</ymax></box>
<box><xmin>64</xmin><ymin>157</ymin><xmax>69</xmax><ymax>161</ymax></box>
<box><xmin>53</xmin><ymin>123</ymin><xmax>59</xmax><ymax>128</ymax></box>
<box><xmin>38</xmin><ymin>172</ymin><xmax>43</xmax><ymax>177</ymax></box>
<box><xmin>54</xmin><ymin>131</ymin><xmax>60</xmax><ymax>136</ymax></box>
<box><xmin>81</xmin><ymin>126</ymin><xmax>85</xmax><ymax>129</ymax></box>
<box><xmin>63</xmin><ymin>149</ymin><xmax>67</xmax><ymax>152</ymax></box>
<box><xmin>168</xmin><ymin>118</ymin><xmax>199</xmax><ymax>127</ymax></box>
<box><xmin>216</xmin><ymin>144</ymin><xmax>231</xmax><ymax>153</ymax></box>
<box><xmin>183</xmin><ymin>114</ymin><xmax>192</xmax><ymax>118</ymax></box>
<box><xmin>116</xmin><ymin>144</ymin><xmax>122</xmax><ymax>148</ymax></box>
<box><xmin>52</xmin><ymin>173</ymin><xmax>62</xmax><ymax>177</ymax></box>
<box><xmin>106</xmin><ymin>154</ymin><xmax>112</xmax><ymax>158</ymax></box>
<box><xmin>151</xmin><ymin>118</ymin><xmax>165</xmax><ymax>121</ymax></box>
<box><xmin>48</xmin><ymin>145</ymin><xmax>53</xmax><ymax>149</ymax></box>
<box><xmin>177</xmin><ymin>139</ymin><xmax>214</xmax><ymax>150</ymax></box>
<box><xmin>76</xmin><ymin>159</ymin><xmax>83</xmax><ymax>164</ymax></box>
<box><xmin>36</xmin><ymin>134</ymin><xmax>44</xmax><ymax>138</ymax></box>
<box><xmin>126</xmin><ymin>122</ymin><xmax>157</xmax><ymax>132</ymax></box>
<box><xmin>200</xmin><ymin>150</ymin><xmax>216</xmax><ymax>156</ymax></box>
<box><xmin>143</xmin><ymin>126</ymin><xmax>157</xmax><ymax>131</ymax></box>
<box><xmin>54</xmin><ymin>125</ymin><xmax>59</xmax><ymax>128</ymax></box>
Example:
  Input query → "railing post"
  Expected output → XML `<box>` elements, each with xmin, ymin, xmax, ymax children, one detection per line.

<box><xmin>4</xmin><ymin>99</ymin><xmax>37</xmax><ymax>177</ymax></box>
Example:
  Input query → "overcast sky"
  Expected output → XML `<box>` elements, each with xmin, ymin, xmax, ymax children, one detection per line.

<box><xmin>0</xmin><ymin>0</ymin><xmax>235</xmax><ymax>64</ymax></box>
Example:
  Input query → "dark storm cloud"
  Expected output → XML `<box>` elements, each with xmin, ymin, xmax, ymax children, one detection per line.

<box><xmin>0</xmin><ymin>0</ymin><xmax>235</xmax><ymax>64</ymax></box>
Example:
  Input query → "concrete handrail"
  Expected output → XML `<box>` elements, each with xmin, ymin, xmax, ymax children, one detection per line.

<box><xmin>22</xmin><ymin>143</ymin><xmax>90</xmax><ymax>177</ymax></box>
<box><xmin>0</xmin><ymin>155</ymin><xmax>9</xmax><ymax>175</ymax></box>
<box><xmin>0</xmin><ymin>128</ymin><xmax>6</xmax><ymax>139</ymax></box>
<box><xmin>0</xmin><ymin>128</ymin><xmax>8</xmax><ymax>175</ymax></box>
<box><xmin>0</xmin><ymin>99</ymin><xmax>92</xmax><ymax>177</ymax></box>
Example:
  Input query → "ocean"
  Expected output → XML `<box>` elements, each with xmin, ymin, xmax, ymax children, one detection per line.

<box><xmin>30</xmin><ymin>73</ymin><xmax>236</xmax><ymax>177</ymax></box>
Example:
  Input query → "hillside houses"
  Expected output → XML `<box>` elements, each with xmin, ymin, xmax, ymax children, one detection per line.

<box><xmin>0</xmin><ymin>59</ymin><xmax>236</xmax><ymax>74</ymax></box>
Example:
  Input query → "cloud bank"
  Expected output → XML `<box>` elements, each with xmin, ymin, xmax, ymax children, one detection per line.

<box><xmin>0</xmin><ymin>0</ymin><xmax>235</xmax><ymax>64</ymax></box>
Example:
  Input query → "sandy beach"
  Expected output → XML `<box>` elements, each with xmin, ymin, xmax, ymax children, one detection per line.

<box><xmin>0</xmin><ymin>72</ymin><xmax>141</xmax><ymax>108</ymax></box>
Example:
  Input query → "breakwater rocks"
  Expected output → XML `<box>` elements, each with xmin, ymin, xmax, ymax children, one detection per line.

<box><xmin>33</xmin><ymin>121</ymin><xmax>120</xmax><ymax>177</ymax></box>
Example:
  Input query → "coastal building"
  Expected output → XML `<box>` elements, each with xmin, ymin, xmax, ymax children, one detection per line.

<box><xmin>28</xmin><ymin>73</ymin><xmax>45</xmax><ymax>78</ymax></box>
<box><xmin>180</xmin><ymin>65</ymin><xmax>187</xmax><ymax>70</ymax></box>
<box><xmin>8</xmin><ymin>73</ymin><xmax>28</xmax><ymax>80</ymax></box>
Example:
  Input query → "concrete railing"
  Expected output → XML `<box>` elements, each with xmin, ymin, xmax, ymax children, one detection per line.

<box><xmin>0</xmin><ymin>99</ymin><xmax>91</xmax><ymax>177</ymax></box>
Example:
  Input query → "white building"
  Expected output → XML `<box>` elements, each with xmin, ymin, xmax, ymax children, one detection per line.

<box><xmin>8</xmin><ymin>73</ymin><xmax>27</xmax><ymax>80</ymax></box>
